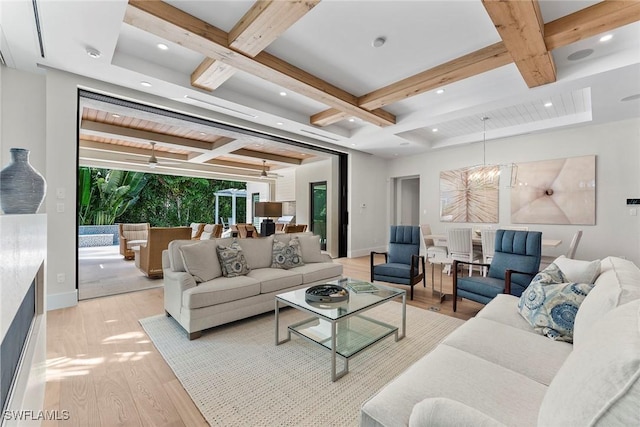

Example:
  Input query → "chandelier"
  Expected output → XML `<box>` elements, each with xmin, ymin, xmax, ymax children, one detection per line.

<box><xmin>466</xmin><ymin>116</ymin><xmax>517</xmax><ymax>187</ymax></box>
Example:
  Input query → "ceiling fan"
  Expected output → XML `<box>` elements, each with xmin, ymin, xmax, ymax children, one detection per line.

<box><xmin>127</xmin><ymin>142</ymin><xmax>179</xmax><ymax>169</ymax></box>
<box><xmin>257</xmin><ymin>160</ymin><xmax>283</xmax><ymax>179</ymax></box>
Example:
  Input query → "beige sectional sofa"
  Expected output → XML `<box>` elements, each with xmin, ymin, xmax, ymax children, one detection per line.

<box><xmin>361</xmin><ymin>256</ymin><xmax>640</xmax><ymax>426</ymax></box>
<box><xmin>162</xmin><ymin>232</ymin><xmax>342</xmax><ymax>339</ymax></box>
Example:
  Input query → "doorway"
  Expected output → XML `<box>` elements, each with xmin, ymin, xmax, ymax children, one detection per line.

<box><xmin>310</xmin><ymin>181</ymin><xmax>327</xmax><ymax>250</ymax></box>
<box><xmin>391</xmin><ymin>176</ymin><xmax>420</xmax><ymax>226</ymax></box>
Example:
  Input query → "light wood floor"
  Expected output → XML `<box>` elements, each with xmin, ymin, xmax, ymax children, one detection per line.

<box><xmin>44</xmin><ymin>256</ymin><xmax>483</xmax><ymax>426</ymax></box>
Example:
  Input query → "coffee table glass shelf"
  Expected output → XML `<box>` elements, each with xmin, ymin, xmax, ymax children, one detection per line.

<box><xmin>275</xmin><ymin>278</ymin><xmax>406</xmax><ymax>381</ymax></box>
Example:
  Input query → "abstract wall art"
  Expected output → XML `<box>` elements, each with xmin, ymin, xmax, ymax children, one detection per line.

<box><xmin>510</xmin><ymin>155</ymin><xmax>596</xmax><ymax>225</ymax></box>
<box><xmin>440</xmin><ymin>165</ymin><xmax>499</xmax><ymax>223</ymax></box>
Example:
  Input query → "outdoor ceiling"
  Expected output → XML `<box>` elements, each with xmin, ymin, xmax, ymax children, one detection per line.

<box><xmin>1</xmin><ymin>1</ymin><xmax>639</xmax><ymax>174</ymax></box>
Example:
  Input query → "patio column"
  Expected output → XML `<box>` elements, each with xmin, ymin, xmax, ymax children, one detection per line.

<box><xmin>231</xmin><ymin>194</ymin><xmax>237</xmax><ymax>224</ymax></box>
<box><xmin>215</xmin><ymin>195</ymin><xmax>219</xmax><ymax>224</ymax></box>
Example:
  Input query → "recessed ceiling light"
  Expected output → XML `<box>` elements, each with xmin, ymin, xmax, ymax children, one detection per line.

<box><xmin>544</xmin><ymin>102</ymin><xmax>553</xmax><ymax>108</ymax></box>
<box><xmin>351</xmin><ymin>143</ymin><xmax>356</xmax><ymax>146</ymax></box>
<box><xmin>276</xmin><ymin>122</ymin><xmax>284</xmax><ymax>126</ymax></box>
<box><xmin>599</xmin><ymin>34</ymin><xmax>613</xmax><ymax>42</ymax></box>
<box><xmin>111</xmin><ymin>114</ymin><xmax>121</xmax><ymax>118</ymax></box>
<box><xmin>348</xmin><ymin>118</ymin><xmax>356</xmax><ymax>122</ymax></box>
<box><xmin>86</xmin><ymin>47</ymin><xmax>101</xmax><ymax>59</ymax></box>
<box><xmin>140</xmin><ymin>81</ymin><xmax>152</xmax><ymax>87</ymax></box>
<box><xmin>432</xmin><ymin>128</ymin><xmax>438</xmax><ymax>132</ymax></box>
<box><xmin>279</xmin><ymin>91</ymin><xmax>287</xmax><ymax>97</ymax></box>
<box><xmin>157</xmin><ymin>43</ymin><xmax>169</xmax><ymax>50</ymax></box>
<box><xmin>436</xmin><ymin>89</ymin><xmax>445</xmax><ymax>95</ymax></box>
<box><xmin>199</xmin><ymin>132</ymin><xmax>206</xmax><ymax>136</ymax></box>
<box><xmin>567</xmin><ymin>49</ymin><xmax>593</xmax><ymax>61</ymax></box>
<box><xmin>372</xmin><ymin>37</ymin><xmax>386</xmax><ymax>48</ymax></box>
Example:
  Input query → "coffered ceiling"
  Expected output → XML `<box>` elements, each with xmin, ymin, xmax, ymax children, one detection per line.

<box><xmin>1</xmin><ymin>0</ymin><xmax>639</xmax><ymax>177</ymax></box>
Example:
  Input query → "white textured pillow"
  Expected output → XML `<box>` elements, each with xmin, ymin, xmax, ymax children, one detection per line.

<box><xmin>574</xmin><ymin>257</ymin><xmax>640</xmax><ymax>347</ymax></box>
<box><xmin>179</xmin><ymin>241</ymin><xmax>221</xmax><ymax>282</ymax></box>
<box><xmin>296</xmin><ymin>234</ymin><xmax>326</xmax><ymax>263</ymax></box>
<box><xmin>553</xmin><ymin>255</ymin><xmax>600</xmax><ymax>284</ymax></box>
<box><xmin>538</xmin><ymin>299</ymin><xmax>640</xmax><ymax>426</ymax></box>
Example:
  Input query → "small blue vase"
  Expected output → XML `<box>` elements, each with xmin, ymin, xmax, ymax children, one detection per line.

<box><xmin>0</xmin><ymin>148</ymin><xmax>47</xmax><ymax>214</ymax></box>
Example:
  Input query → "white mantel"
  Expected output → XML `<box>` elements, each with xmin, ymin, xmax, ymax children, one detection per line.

<box><xmin>0</xmin><ymin>214</ymin><xmax>47</xmax><ymax>426</ymax></box>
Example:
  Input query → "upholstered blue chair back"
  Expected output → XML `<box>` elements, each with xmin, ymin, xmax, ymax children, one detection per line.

<box><xmin>488</xmin><ymin>230</ymin><xmax>542</xmax><ymax>288</ymax></box>
<box><xmin>388</xmin><ymin>225</ymin><xmax>421</xmax><ymax>264</ymax></box>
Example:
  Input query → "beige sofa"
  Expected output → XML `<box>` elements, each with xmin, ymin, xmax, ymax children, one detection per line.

<box><xmin>162</xmin><ymin>232</ymin><xmax>342</xmax><ymax>339</ymax></box>
<box><xmin>361</xmin><ymin>256</ymin><xmax>640</xmax><ymax>426</ymax></box>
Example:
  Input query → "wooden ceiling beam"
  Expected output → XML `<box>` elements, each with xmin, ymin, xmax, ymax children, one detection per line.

<box><xmin>231</xmin><ymin>148</ymin><xmax>302</xmax><ymax>165</ymax></box>
<box><xmin>229</xmin><ymin>0</ymin><xmax>320</xmax><ymax>56</ymax></box>
<box><xmin>311</xmin><ymin>42</ymin><xmax>511</xmax><ymax>126</ymax></box>
<box><xmin>204</xmin><ymin>158</ymin><xmax>266</xmax><ymax>171</ymax></box>
<box><xmin>79</xmin><ymin>139</ymin><xmax>189</xmax><ymax>161</ymax></box>
<box><xmin>482</xmin><ymin>0</ymin><xmax>556</xmax><ymax>88</ymax></box>
<box><xmin>125</xmin><ymin>1</ymin><xmax>395</xmax><ymax>127</ymax></box>
<box><xmin>191</xmin><ymin>0</ymin><xmax>319</xmax><ymax>92</ymax></box>
<box><xmin>544</xmin><ymin>1</ymin><xmax>640</xmax><ymax>50</ymax></box>
<box><xmin>80</xmin><ymin>119</ymin><xmax>213</xmax><ymax>152</ymax></box>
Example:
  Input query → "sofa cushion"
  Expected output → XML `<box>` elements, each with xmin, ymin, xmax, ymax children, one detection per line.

<box><xmin>247</xmin><ymin>268</ymin><xmax>303</xmax><ymax>294</ymax></box>
<box><xmin>475</xmin><ymin>294</ymin><xmax>536</xmax><ymax>333</ymax></box>
<box><xmin>360</xmin><ymin>344</ymin><xmax>547</xmax><ymax>427</ymax></box>
<box><xmin>518</xmin><ymin>263</ymin><xmax>594</xmax><ymax>342</ymax></box>
<box><xmin>574</xmin><ymin>256</ymin><xmax>640</xmax><ymax>348</ymax></box>
<box><xmin>216</xmin><ymin>241</ymin><xmax>251</xmax><ymax>277</ymax></box>
<box><xmin>553</xmin><ymin>255</ymin><xmax>600</xmax><ymax>284</ymax></box>
<box><xmin>538</xmin><ymin>299</ymin><xmax>640</xmax><ymax>426</ymax></box>
<box><xmin>271</xmin><ymin>236</ymin><xmax>305</xmax><ymax>269</ymax></box>
<box><xmin>234</xmin><ymin>235</ymin><xmax>274</xmax><ymax>269</ymax></box>
<box><xmin>289</xmin><ymin>262</ymin><xmax>342</xmax><ymax>284</ymax></box>
<box><xmin>442</xmin><ymin>317</ymin><xmax>572</xmax><ymax>386</ymax></box>
<box><xmin>409</xmin><ymin>398</ymin><xmax>507</xmax><ymax>427</ymax></box>
<box><xmin>168</xmin><ymin>239</ymin><xmax>199</xmax><ymax>272</ymax></box>
<box><xmin>178</xmin><ymin>240</ymin><xmax>221</xmax><ymax>282</ymax></box>
<box><xmin>182</xmin><ymin>275</ymin><xmax>261</xmax><ymax>309</ymax></box>
<box><xmin>296</xmin><ymin>234</ymin><xmax>327</xmax><ymax>263</ymax></box>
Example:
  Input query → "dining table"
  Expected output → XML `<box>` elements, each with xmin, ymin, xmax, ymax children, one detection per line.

<box><xmin>426</xmin><ymin>234</ymin><xmax>562</xmax><ymax>248</ymax></box>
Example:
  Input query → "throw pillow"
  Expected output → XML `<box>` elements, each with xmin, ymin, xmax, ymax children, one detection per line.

<box><xmin>179</xmin><ymin>241</ymin><xmax>221</xmax><ymax>282</ymax></box>
<box><xmin>271</xmin><ymin>237</ymin><xmax>305</xmax><ymax>269</ymax></box>
<box><xmin>216</xmin><ymin>241</ymin><xmax>251</xmax><ymax>277</ymax></box>
<box><xmin>552</xmin><ymin>255</ymin><xmax>600</xmax><ymax>284</ymax></box>
<box><xmin>296</xmin><ymin>234</ymin><xmax>327</xmax><ymax>263</ymax></box>
<box><xmin>518</xmin><ymin>263</ymin><xmax>595</xmax><ymax>342</ymax></box>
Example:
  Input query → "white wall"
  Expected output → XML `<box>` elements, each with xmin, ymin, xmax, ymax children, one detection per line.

<box><xmin>0</xmin><ymin>67</ymin><xmax>47</xmax><ymax>195</ymax></box>
<box><xmin>387</xmin><ymin>118</ymin><xmax>640</xmax><ymax>264</ymax></box>
<box><xmin>348</xmin><ymin>152</ymin><xmax>389</xmax><ymax>257</ymax></box>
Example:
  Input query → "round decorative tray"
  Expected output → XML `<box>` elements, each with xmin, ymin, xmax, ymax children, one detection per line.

<box><xmin>305</xmin><ymin>284</ymin><xmax>349</xmax><ymax>303</ymax></box>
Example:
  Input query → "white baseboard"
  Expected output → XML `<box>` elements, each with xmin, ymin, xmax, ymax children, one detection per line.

<box><xmin>47</xmin><ymin>290</ymin><xmax>78</xmax><ymax>311</ymax></box>
<box><xmin>348</xmin><ymin>245</ymin><xmax>387</xmax><ymax>258</ymax></box>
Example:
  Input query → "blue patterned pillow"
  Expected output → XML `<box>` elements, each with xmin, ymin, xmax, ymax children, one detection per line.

<box><xmin>216</xmin><ymin>241</ymin><xmax>250</xmax><ymax>277</ymax></box>
<box><xmin>271</xmin><ymin>237</ymin><xmax>305</xmax><ymax>269</ymax></box>
<box><xmin>518</xmin><ymin>263</ymin><xmax>594</xmax><ymax>342</ymax></box>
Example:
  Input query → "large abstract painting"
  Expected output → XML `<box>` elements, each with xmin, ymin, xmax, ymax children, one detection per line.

<box><xmin>440</xmin><ymin>166</ymin><xmax>499</xmax><ymax>223</ymax></box>
<box><xmin>511</xmin><ymin>155</ymin><xmax>596</xmax><ymax>224</ymax></box>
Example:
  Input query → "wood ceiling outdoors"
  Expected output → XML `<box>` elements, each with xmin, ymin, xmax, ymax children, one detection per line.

<box><xmin>79</xmin><ymin>106</ymin><xmax>314</xmax><ymax>173</ymax></box>
<box><xmin>124</xmin><ymin>0</ymin><xmax>640</xmax><ymax>129</ymax></box>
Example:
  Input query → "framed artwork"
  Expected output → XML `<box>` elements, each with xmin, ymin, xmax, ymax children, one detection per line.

<box><xmin>511</xmin><ymin>155</ymin><xmax>596</xmax><ymax>224</ymax></box>
<box><xmin>440</xmin><ymin>166</ymin><xmax>499</xmax><ymax>223</ymax></box>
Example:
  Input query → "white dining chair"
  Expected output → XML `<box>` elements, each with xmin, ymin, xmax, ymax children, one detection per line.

<box><xmin>420</xmin><ymin>224</ymin><xmax>448</xmax><ymax>260</ymax></box>
<box><xmin>501</xmin><ymin>225</ymin><xmax>529</xmax><ymax>231</ymax></box>
<box><xmin>447</xmin><ymin>228</ymin><xmax>480</xmax><ymax>277</ymax></box>
<box><xmin>539</xmin><ymin>229</ymin><xmax>583</xmax><ymax>269</ymax></box>
<box><xmin>480</xmin><ymin>228</ymin><xmax>497</xmax><ymax>277</ymax></box>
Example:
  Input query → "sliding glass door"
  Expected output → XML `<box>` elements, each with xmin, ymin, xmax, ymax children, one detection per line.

<box><xmin>310</xmin><ymin>181</ymin><xmax>327</xmax><ymax>250</ymax></box>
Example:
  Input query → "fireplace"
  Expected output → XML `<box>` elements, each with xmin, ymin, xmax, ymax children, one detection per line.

<box><xmin>0</xmin><ymin>214</ymin><xmax>47</xmax><ymax>425</ymax></box>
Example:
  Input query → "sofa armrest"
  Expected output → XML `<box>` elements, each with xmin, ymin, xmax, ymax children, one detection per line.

<box><xmin>409</xmin><ymin>398</ymin><xmax>506</xmax><ymax>427</ymax></box>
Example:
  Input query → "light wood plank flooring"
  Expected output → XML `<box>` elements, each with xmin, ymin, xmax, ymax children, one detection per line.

<box><xmin>44</xmin><ymin>256</ymin><xmax>483</xmax><ymax>426</ymax></box>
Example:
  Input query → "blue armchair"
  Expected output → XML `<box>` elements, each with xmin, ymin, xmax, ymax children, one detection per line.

<box><xmin>452</xmin><ymin>230</ymin><xmax>541</xmax><ymax>311</ymax></box>
<box><xmin>370</xmin><ymin>226</ymin><xmax>426</xmax><ymax>300</ymax></box>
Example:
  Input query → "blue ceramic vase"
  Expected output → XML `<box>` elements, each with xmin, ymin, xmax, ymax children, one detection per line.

<box><xmin>0</xmin><ymin>148</ymin><xmax>46</xmax><ymax>214</ymax></box>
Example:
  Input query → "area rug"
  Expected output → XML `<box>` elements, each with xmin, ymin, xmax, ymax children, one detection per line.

<box><xmin>139</xmin><ymin>302</ymin><xmax>464</xmax><ymax>426</ymax></box>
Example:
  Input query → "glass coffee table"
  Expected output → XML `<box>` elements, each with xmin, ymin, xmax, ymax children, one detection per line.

<box><xmin>275</xmin><ymin>278</ymin><xmax>406</xmax><ymax>381</ymax></box>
